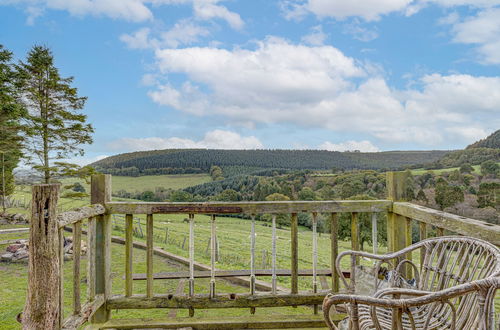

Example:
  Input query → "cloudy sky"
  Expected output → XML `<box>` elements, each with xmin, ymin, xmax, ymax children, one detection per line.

<box><xmin>1</xmin><ymin>0</ymin><xmax>499</xmax><ymax>163</ymax></box>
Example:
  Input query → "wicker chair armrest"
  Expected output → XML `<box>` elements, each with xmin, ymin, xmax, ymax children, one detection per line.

<box><xmin>335</xmin><ymin>250</ymin><xmax>410</xmax><ymax>291</ymax></box>
<box><xmin>322</xmin><ymin>277</ymin><xmax>499</xmax><ymax>329</ymax></box>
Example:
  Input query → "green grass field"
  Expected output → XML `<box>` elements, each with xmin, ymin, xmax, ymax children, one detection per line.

<box><xmin>410</xmin><ymin>165</ymin><xmax>481</xmax><ymax>175</ymax></box>
<box><xmin>410</xmin><ymin>162</ymin><xmax>500</xmax><ymax>175</ymax></box>
<box><xmin>60</xmin><ymin>173</ymin><xmax>211</xmax><ymax>194</ymax></box>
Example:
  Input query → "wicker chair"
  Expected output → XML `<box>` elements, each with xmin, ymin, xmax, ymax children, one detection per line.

<box><xmin>323</xmin><ymin>236</ymin><xmax>500</xmax><ymax>330</ymax></box>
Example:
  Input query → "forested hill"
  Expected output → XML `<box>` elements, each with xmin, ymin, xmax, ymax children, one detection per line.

<box><xmin>467</xmin><ymin>129</ymin><xmax>500</xmax><ymax>149</ymax></box>
<box><xmin>91</xmin><ymin>149</ymin><xmax>450</xmax><ymax>176</ymax></box>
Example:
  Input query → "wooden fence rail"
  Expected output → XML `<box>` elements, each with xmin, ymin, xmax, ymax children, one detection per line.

<box><xmin>20</xmin><ymin>172</ymin><xmax>500</xmax><ymax>330</ymax></box>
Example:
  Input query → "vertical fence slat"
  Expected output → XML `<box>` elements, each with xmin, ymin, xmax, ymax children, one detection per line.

<box><xmin>146</xmin><ymin>214</ymin><xmax>154</xmax><ymax>298</ymax></box>
<box><xmin>125</xmin><ymin>214</ymin><xmax>133</xmax><ymax>297</ymax></box>
<box><xmin>250</xmin><ymin>214</ymin><xmax>256</xmax><ymax>314</ymax></box>
<box><xmin>351</xmin><ymin>212</ymin><xmax>359</xmax><ymax>251</ymax></box>
<box><xmin>59</xmin><ymin>228</ymin><xmax>64</xmax><ymax>327</ymax></box>
<box><xmin>271</xmin><ymin>215</ymin><xmax>277</xmax><ymax>294</ymax></box>
<box><xmin>210</xmin><ymin>215</ymin><xmax>216</xmax><ymax>298</ymax></box>
<box><xmin>291</xmin><ymin>213</ymin><xmax>299</xmax><ymax>294</ymax></box>
<box><xmin>405</xmin><ymin>217</ymin><xmax>413</xmax><ymax>278</ymax></box>
<box><xmin>87</xmin><ymin>216</ymin><xmax>96</xmax><ymax>301</ymax></box>
<box><xmin>330</xmin><ymin>213</ymin><xmax>339</xmax><ymax>292</ymax></box>
<box><xmin>189</xmin><ymin>214</ymin><xmax>195</xmax><ymax>297</ymax></box>
<box><xmin>73</xmin><ymin>221</ymin><xmax>82</xmax><ymax>315</ymax></box>
<box><xmin>436</xmin><ymin>227</ymin><xmax>444</xmax><ymax>237</ymax></box>
<box><xmin>312</xmin><ymin>212</ymin><xmax>318</xmax><ymax>314</ymax></box>
<box><xmin>419</xmin><ymin>221</ymin><xmax>427</xmax><ymax>267</ymax></box>
<box><xmin>250</xmin><ymin>215</ymin><xmax>256</xmax><ymax>295</ymax></box>
<box><xmin>371</xmin><ymin>213</ymin><xmax>378</xmax><ymax>254</ymax></box>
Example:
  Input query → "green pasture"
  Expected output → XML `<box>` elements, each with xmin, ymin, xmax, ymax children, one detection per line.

<box><xmin>59</xmin><ymin>173</ymin><xmax>211</xmax><ymax>194</ymax></box>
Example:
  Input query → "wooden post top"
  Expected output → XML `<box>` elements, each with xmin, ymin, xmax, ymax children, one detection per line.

<box><xmin>91</xmin><ymin>174</ymin><xmax>111</xmax><ymax>204</ymax></box>
<box><xmin>386</xmin><ymin>171</ymin><xmax>410</xmax><ymax>201</ymax></box>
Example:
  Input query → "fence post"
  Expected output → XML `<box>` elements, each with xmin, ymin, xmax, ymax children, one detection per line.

<box><xmin>22</xmin><ymin>184</ymin><xmax>61</xmax><ymax>329</ymax></box>
<box><xmin>386</xmin><ymin>171</ymin><xmax>409</xmax><ymax>253</ymax></box>
<box><xmin>91</xmin><ymin>174</ymin><xmax>112</xmax><ymax>323</ymax></box>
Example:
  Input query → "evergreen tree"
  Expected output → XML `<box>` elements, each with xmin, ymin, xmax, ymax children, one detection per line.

<box><xmin>459</xmin><ymin>163</ymin><xmax>474</xmax><ymax>174</ymax></box>
<box><xmin>15</xmin><ymin>45</ymin><xmax>93</xmax><ymax>183</ymax></box>
<box><xmin>480</xmin><ymin>160</ymin><xmax>499</xmax><ymax>178</ymax></box>
<box><xmin>0</xmin><ymin>45</ymin><xmax>25</xmax><ymax>213</ymax></box>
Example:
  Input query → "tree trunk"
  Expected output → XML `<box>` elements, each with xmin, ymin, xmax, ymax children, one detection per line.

<box><xmin>22</xmin><ymin>184</ymin><xmax>61</xmax><ymax>329</ymax></box>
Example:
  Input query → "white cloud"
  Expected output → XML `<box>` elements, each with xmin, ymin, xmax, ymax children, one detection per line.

<box><xmin>281</xmin><ymin>0</ymin><xmax>414</xmax><ymax>21</ymax></box>
<box><xmin>319</xmin><ymin>140</ymin><xmax>380</xmax><ymax>152</ymax></box>
<box><xmin>67</xmin><ymin>154</ymin><xmax>109</xmax><ymax>166</ymax></box>
<box><xmin>120</xmin><ymin>20</ymin><xmax>210</xmax><ymax>50</ymax></box>
<box><xmin>280</xmin><ymin>0</ymin><xmax>500</xmax><ymax>21</ymax></box>
<box><xmin>448</xmin><ymin>8</ymin><xmax>500</xmax><ymax>64</ymax></box>
<box><xmin>343</xmin><ymin>21</ymin><xmax>379</xmax><ymax>42</ymax></box>
<box><xmin>4</xmin><ymin>0</ymin><xmax>243</xmax><ymax>28</ymax></box>
<box><xmin>192</xmin><ymin>0</ymin><xmax>243</xmax><ymax>29</ymax></box>
<box><xmin>147</xmin><ymin>38</ymin><xmax>500</xmax><ymax>147</ymax></box>
<box><xmin>301</xmin><ymin>25</ymin><xmax>327</xmax><ymax>46</ymax></box>
<box><xmin>4</xmin><ymin>0</ymin><xmax>154</xmax><ymax>22</ymax></box>
<box><xmin>108</xmin><ymin>130</ymin><xmax>263</xmax><ymax>151</ymax></box>
<box><xmin>120</xmin><ymin>27</ymin><xmax>155</xmax><ymax>49</ymax></box>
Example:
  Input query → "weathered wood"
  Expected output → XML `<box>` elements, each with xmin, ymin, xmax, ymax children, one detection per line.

<box><xmin>319</xmin><ymin>276</ymin><xmax>329</xmax><ymax>290</ymax></box>
<box><xmin>125</xmin><ymin>214</ymin><xmax>133</xmax><ymax>297</ymax></box>
<box><xmin>22</xmin><ymin>184</ymin><xmax>61</xmax><ymax>329</ymax></box>
<box><xmin>61</xmin><ymin>294</ymin><xmax>105</xmax><ymax>329</ymax></box>
<box><xmin>57</xmin><ymin>204</ymin><xmax>105</xmax><ymax>228</ymax></box>
<box><xmin>91</xmin><ymin>174</ymin><xmax>112</xmax><ymax>323</ymax></box>
<box><xmin>87</xmin><ymin>217</ymin><xmax>96</xmax><ymax>301</ymax></box>
<box><xmin>371</xmin><ymin>213</ymin><xmax>378</xmax><ymax>254</ymax></box>
<box><xmin>106</xmin><ymin>200</ymin><xmax>392</xmax><ymax>215</ymax></box>
<box><xmin>146</xmin><ymin>214</ymin><xmax>154</xmax><ymax>298</ymax></box>
<box><xmin>58</xmin><ymin>225</ymin><xmax>64</xmax><ymax>328</ymax></box>
<box><xmin>96</xmin><ymin>314</ymin><xmax>332</xmax><ymax>329</ymax></box>
<box><xmin>405</xmin><ymin>217</ymin><xmax>413</xmax><ymax>278</ymax></box>
<box><xmin>73</xmin><ymin>221</ymin><xmax>82</xmax><ymax>315</ymax></box>
<box><xmin>436</xmin><ymin>227</ymin><xmax>444</xmax><ymax>237</ymax></box>
<box><xmin>330</xmin><ymin>213</ymin><xmax>339</xmax><ymax>292</ymax></box>
<box><xmin>419</xmin><ymin>221</ymin><xmax>427</xmax><ymax>266</ymax></box>
<box><xmin>351</xmin><ymin>212</ymin><xmax>359</xmax><ymax>252</ymax></box>
<box><xmin>393</xmin><ymin>202</ymin><xmax>500</xmax><ymax>246</ymax></box>
<box><xmin>210</xmin><ymin>215</ymin><xmax>216</xmax><ymax>298</ymax></box>
<box><xmin>168</xmin><ymin>279</ymin><xmax>186</xmax><ymax>318</ymax></box>
<box><xmin>291</xmin><ymin>213</ymin><xmax>299</xmax><ymax>294</ymax></box>
<box><xmin>387</xmin><ymin>172</ymin><xmax>410</xmax><ymax>253</ymax></box>
<box><xmin>132</xmin><ymin>269</ymin><xmax>333</xmax><ymax>280</ymax></box>
<box><xmin>0</xmin><ymin>227</ymin><xmax>29</xmax><ymax>234</ymax></box>
<box><xmin>107</xmin><ymin>292</ymin><xmax>328</xmax><ymax>309</ymax></box>
<box><xmin>107</xmin><ymin>234</ymin><xmax>285</xmax><ymax>293</ymax></box>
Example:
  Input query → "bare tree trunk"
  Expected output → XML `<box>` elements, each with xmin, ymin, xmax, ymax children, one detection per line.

<box><xmin>22</xmin><ymin>184</ymin><xmax>60</xmax><ymax>329</ymax></box>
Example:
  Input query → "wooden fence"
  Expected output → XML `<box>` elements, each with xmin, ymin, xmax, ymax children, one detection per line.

<box><xmin>20</xmin><ymin>172</ymin><xmax>500</xmax><ymax>329</ymax></box>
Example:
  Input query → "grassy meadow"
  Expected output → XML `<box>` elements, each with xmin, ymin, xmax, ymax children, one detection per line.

<box><xmin>59</xmin><ymin>173</ymin><xmax>211</xmax><ymax>194</ymax></box>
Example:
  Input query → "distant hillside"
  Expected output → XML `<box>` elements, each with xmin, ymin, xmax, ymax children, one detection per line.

<box><xmin>91</xmin><ymin>149</ymin><xmax>450</xmax><ymax>176</ymax></box>
<box><xmin>467</xmin><ymin>130</ymin><xmax>500</xmax><ymax>149</ymax></box>
<box><xmin>430</xmin><ymin>148</ymin><xmax>500</xmax><ymax>168</ymax></box>
<box><xmin>421</xmin><ymin>130</ymin><xmax>500</xmax><ymax>169</ymax></box>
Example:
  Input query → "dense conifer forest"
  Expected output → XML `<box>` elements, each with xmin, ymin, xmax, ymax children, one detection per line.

<box><xmin>92</xmin><ymin>149</ymin><xmax>450</xmax><ymax>176</ymax></box>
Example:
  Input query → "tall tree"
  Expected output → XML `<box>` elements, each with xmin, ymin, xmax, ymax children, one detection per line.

<box><xmin>15</xmin><ymin>45</ymin><xmax>93</xmax><ymax>183</ymax></box>
<box><xmin>0</xmin><ymin>44</ymin><xmax>25</xmax><ymax>213</ymax></box>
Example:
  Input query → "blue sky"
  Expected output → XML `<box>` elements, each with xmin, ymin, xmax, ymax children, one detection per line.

<box><xmin>1</xmin><ymin>0</ymin><xmax>500</xmax><ymax>163</ymax></box>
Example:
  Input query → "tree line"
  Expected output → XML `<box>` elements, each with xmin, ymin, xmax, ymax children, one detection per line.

<box><xmin>92</xmin><ymin>148</ymin><xmax>449</xmax><ymax>176</ymax></box>
<box><xmin>0</xmin><ymin>44</ymin><xmax>93</xmax><ymax>212</ymax></box>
